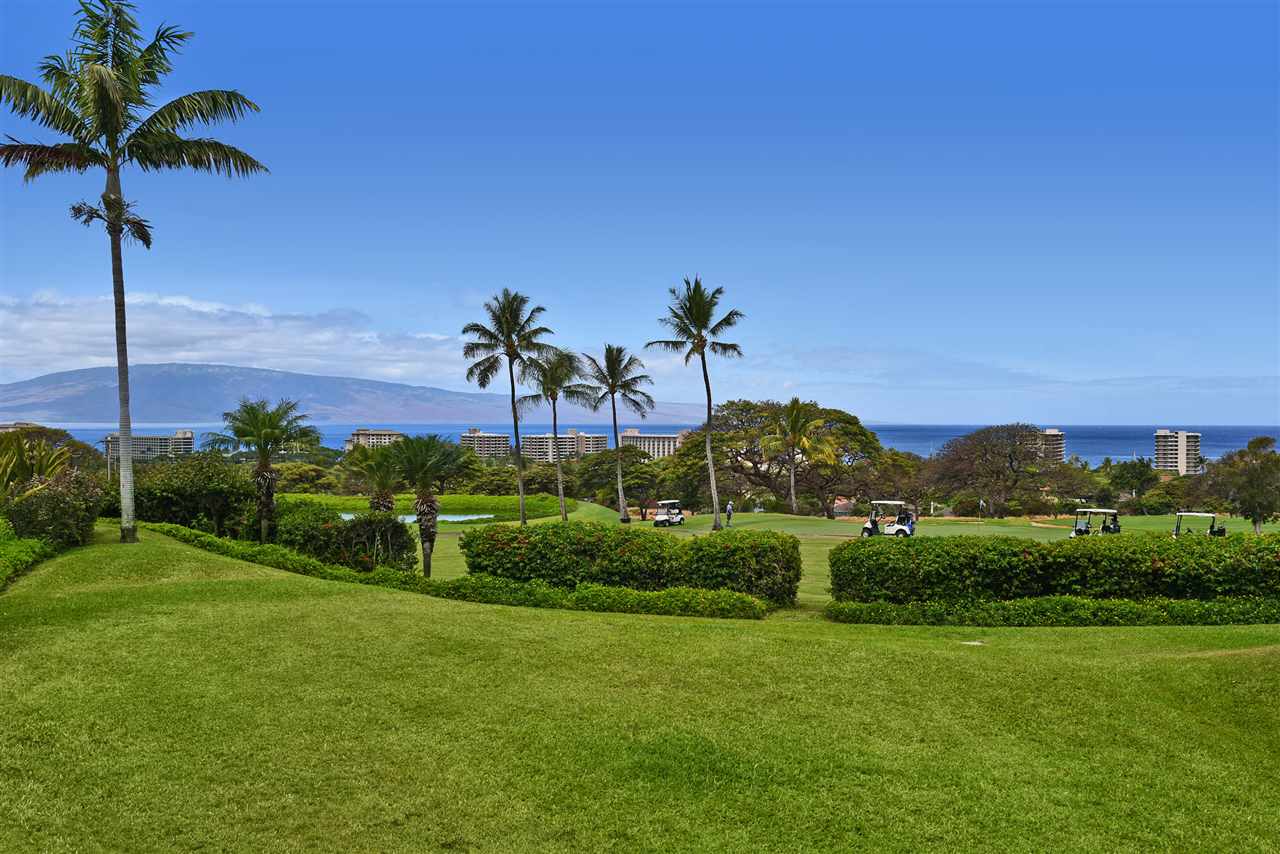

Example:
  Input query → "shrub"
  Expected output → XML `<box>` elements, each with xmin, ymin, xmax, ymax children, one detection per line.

<box><xmin>828</xmin><ymin>533</ymin><xmax>1280</xmax><ymax>604</ymax></box>
<box><xmin>0</xmin><ymin>536</ymin><xmax>57</xmax><ymax>589</ymax></box>
<box><xmin>112</xmin><ymin>453</ymin><xmax>256</xmax><ymax>535</ymax></box>
<box><xmin>824</xmin><ymin>596</ymin><xmax>1280</xmax><ymax>627</ymax></box>
<box><xmin>274</xmin><ymin>500</ymin><xmax>416</xmax><ymax>572</ymax></box>
<box><xmin>458</xmin><ymin>521</ymin><xmax>801</xmax><ymax>606</ymax></box>
<box><xmin>4</xmin><ymin>468</ymin><xmax>104</xmax><ymax>549</ymax></box>
<box><xmin>0</xmin><ymin>517</ymin><xmax>14</xmax><ymax>542</ymax></box>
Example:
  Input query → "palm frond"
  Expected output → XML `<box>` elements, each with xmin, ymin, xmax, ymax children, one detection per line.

<box><xmin>0</xmin><ymin>139</ymin><xmax>104</xmax><ymax>180</ymax></box>
<box><xmin>709</xmin><ymin>341</ymin><xmax>743</xmax><ymax>358</ymax></box>
<box><xmin>128</xmin><ymin>134</ymin><xmax>268</xmax><ymax>176</ymax></box>
<box><xmin>131</xmin><ymin>89</ymin><xmax>259</xmax><ymax>138</ymax></box>
<box><xmin>708</xmin><ymin>308</ymin><xmax>745</xmax><ymax>337</ymax></box>
<box><xmin>0</xmin><ymin>75</ymin><xmax>88</xmax><ymax>137</ymax></box>
<box><xmin>137</xmin><ymin>23</ymin><xmax>192</xmax><ymax>85</ymax></box>
<box><xmin>465</xmin><ymin>354</ymin><xmax>502</xmax><ymax>388</ymax></box>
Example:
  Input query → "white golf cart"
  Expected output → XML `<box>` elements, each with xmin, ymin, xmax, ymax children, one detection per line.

<box><xmin>653</xmin><ymin>499</ymin><xmax>685</xmax><ymax>528</ymax></box>
<box><xmin>1069</xmin><ymin>508</ymin><xmax>1121</xmax><ymax>538</ymax></box>
<box><xmin>1173</xmin><ymin>511</ymin><xmax>1226</xmax><ymax>538</ymax></box>
<box><xmin>861</xmin><ymin>500</ymin><xmax>915</xmax><ymax>537</ymax></box>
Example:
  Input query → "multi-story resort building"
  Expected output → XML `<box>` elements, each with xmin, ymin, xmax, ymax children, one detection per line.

<box><xmin>0</xmin><ymin>421</ymin><xmax>42</xmax><ymax>433</ymax></box>
<box><xmin>1037</xmin><ymin>428</ymin><xmax>1066</xmax><ymax>463</ymax></box>
<box><xmin>460</xmin><ymin>428</ymin><xmax>513</xmax><ymax>459</ymax></box>
<box><xmin>342</xmin><ymin>427</ymin><xmax>406</xmax><ymax>452</ymax></box>
<box><xmin>521</xmin><ymin>429</ymin><xmax>607</xmax><ymax>463</ymax></box>
<box><xmin>619</xmin><ymin>427</ymin><xmax>691</xmax><ymax>459</ymax></box>
<box><xmin>105</xmin><ymin>429</ymin><xmax>196</xmax><ymax>463</ymax></box>
<box><xmin>1154</xmin><ymin>429</ymin><xmax>1202</xmax><ymax>475</ymax></box>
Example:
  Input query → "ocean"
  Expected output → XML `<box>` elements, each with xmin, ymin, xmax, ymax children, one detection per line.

<box><xmin>50</xmin><ymin>422</ymin><xmax>1279</xmax><ymax>467</ymax></box>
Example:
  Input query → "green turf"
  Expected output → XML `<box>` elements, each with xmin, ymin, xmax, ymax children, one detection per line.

<box><xmin>2</xmin><ymin>530</ymin><xmax>1277</xmax><ymax>851</ymax></box>
<box><xmin>278</xmin><ymin>491</ymin><xmax>574</xmax><ymax>523</ymax></box>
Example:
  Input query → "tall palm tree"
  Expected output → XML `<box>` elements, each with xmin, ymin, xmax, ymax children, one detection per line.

<box><xmin>578</xmin><ymin>345</ymin><xmax>655</xmax><ymax>523</ymax></box>
<box><xmin>342</xmin><ymin>444</ymin><xmax>402</xmax><ymax>512</ymax></box>
<box><xmin>390</xmin><ymin>435</ymin><xmax>471</xmax><ymax>576</ymax></box>
<box><xmin>461</xmin><ymin>289</ymin><xmax>553</xmax><ymax>525</ymax></box>
<box><xmin>204</xmin><ymin>399</ymin><xmax>319</xmax><ymax>543</ymax></box>
<box><xmin>519</xmin><ymin>349</ymin><xmax>595</xmax><ymax>521</ymax></box>
<box><xmin>646</xmin><ymin>276</ymin><xmax>743</xmax><ymax>531</ymax></box>
<box><xmin>1</xmin><ymin>0</ymin><xmax>266</xmax><ymax>543</ymax></box>
<box><xmin>760</xmin><ymin>397</ymin><xmax>835</xmax><ymax>514</ymax></box>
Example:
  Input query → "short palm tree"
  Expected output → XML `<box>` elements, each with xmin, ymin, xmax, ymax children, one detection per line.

<box><xmin>646</xmin><ymin>276</ymin><xmax>743</xmax><ymax>530</ymax></box>
<box><xmin>760</xmin><ymin>397</ymin><xmax>835</xmax><ymax>514</ymax></box>
<box><xmin>519</xmin><ymin>349</ymin><xmax>595</xmax><ymax>521</ymax></box>
<box><xmin>342</xmin><ymin>445</ymin><xmax>402</xmax><ymax>512</ymax></box>
<box><xmin>461</xmin><ymin>289</ymin><xmax>554</xmax><ymax>525</ymax></box>
<box><xmin>0</xmin><ymin>435</ymin><xmax>72</xmax><ymax>498</ymax></box>
<box><xmin>390</xmin><ymin>435</ymin><xmax>471</xmax><ymax>576</ymax></box>
<box><xmin>204</xmin><ymin>399</ymin><xmax>319</xmax><ymax>543</ymax></box>
<box><xmin>1</xmin><ymin>0</ymin><xmax>266</xmax><ymax>542</ymax></box>
<box><xmin>578</xmin><ymin>345</ymin><xmax>655</xmax><ymax>523</ymax></box>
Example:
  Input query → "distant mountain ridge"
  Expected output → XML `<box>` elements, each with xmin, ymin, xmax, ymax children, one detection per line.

<box><xmin>0</xmin><ymin>363</ymin><xmax>704</xmax><ymax>424</ymax></box>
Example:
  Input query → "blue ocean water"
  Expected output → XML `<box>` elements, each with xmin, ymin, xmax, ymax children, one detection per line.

<box><xmin>51</xmin><ymin>422</ymin><xmax>1278</xmax><ymax>467</ymax></box>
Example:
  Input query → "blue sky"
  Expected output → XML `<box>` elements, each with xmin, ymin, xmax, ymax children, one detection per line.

<box><xmin>2</xmin><ymin>0</ymin><xmax>1277</xmax><ymax>424</ymax></box>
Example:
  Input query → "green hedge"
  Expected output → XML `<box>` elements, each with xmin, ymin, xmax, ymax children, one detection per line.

<box><xmin>144</xmin><ymin>523</ymin><xmax>766</xmax><ymax>619</ymax></box>
<box><xmin>275</xmin><ymin>500</ymin><xmax>417</xmax><ymax>572</ymax></box>
<box><xmin>0</xmin><ymin>537</ymin><xmax>57</xmax><ymax>591</ymax></box>
<box><xmin>458</xmin><ymin>521</ymin><xmax>802</xmax><ymax>606</ymax></box>
<box><xmin>829</xmin><ymin>533</ymin><xmax>1280</xmax><ymax>604</ymax></box>
<box><xmin>825</xmin><ymin>596</ymin><xmax>1280</xmax><ymax>627</ymax></box>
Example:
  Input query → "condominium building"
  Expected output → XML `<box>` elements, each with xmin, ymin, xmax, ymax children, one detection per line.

<box><xmin>343</xmin><ymin>427</ymin><xmax>406</xmax><ymax>452</ymax></box>
<box><xmin>0</xmin><ymin>421</ymin><xmax>42</xmax><ymax>433</ymax></box>
<box><xmin>105</xmin><ymin>429</ymin><xmax>196</xmax><ymax>463</ymax></box>
<box><xmin>1037</xmin><ymin>428</ymin><xmax>1066</xmax><ymax>463</ymax></box>
<box><xmin>520</xmin><ymin>429</ymin><xmax>607</xmax><ymax>463</ymax></box>
<box><xmin>459</xmin><ymin>427</ymin><xmax>512</xmax><ymax>459</ymax></box>
<box><xmin>619</xmin><ymin>427</ymin><xmax>691</xmax><ymax>459</ymax></box>
<box><xmin>1154</xmin><ymin>429</ymin><xmax>1202</xmax><ymax>475</ymax></box>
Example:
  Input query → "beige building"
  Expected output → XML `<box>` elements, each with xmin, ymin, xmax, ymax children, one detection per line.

<box><xmin>1154</xmin><ymin>429</ymin><xmax>1202</xmax><ymax>475</ymax></box>
<box><xmin>0</xmin><ymin>421</ymin><xmax>42</xmax><ymax>433</ymax></box>
<box><xmin>105</xmin><ymin>429</ymin><xmax>195</xmax><ymax>463</ymax></box>
<box><xmin>619</xmin><ymin>427</ymin><xmax>691</xmax><ymax>459</ymax></box>
<box><xmin>343</xmin><ymin>428</ymin><xmax>406</xmax><ymax>452</ymax></box>
<box><xmin>521</xmin><ymin>429</ymin><xmax>607</xmax><ymax>463</ymax></box>
<box><xmin>1037</xmin><ymin>428</ymin><xmax>1065</xmax><ymax>463</ymax></box>
<box><xmin>460</xmin><ymin>427</ymin><xmax>512</xmax><ymax>459</ymax></box>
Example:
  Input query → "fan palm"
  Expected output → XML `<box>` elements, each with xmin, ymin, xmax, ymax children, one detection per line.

<box><xmin>389</xmin><ymin>435</ymin><xmax>471</xmax><ymax>576</ymax></box>
<box><xmin>342</xmin><ymin>445</ymin><xmax>402</xmax><ymax>513</ymax></box>
<box><xmin>204</xmin><ymin>399</ymin><xmax>319</xmax><ymax>543</ymax></box>
<box><xmin>1</xmin><ymin>0</ymin><xmax>266</xmax><ymax>542</ymax></box>
<box><xmin>461</xmin><ymin>289</ymin><xmax>554</xmax><ymax>525</ymax></box>
<box><xmin>760</xmin><ymin>398</ymin><xmax>836</xmax><ymax>514</ymax></box>
<box><xmin>646</xmin><ymin>276</ymin><xmax>743</xmax><ymax>530</ymax></box>
<box><xmin>578</xmin><ymin>345</ymin><xmax>655</xmax><ymax>523</ymax></box>
<box><xmin>519</xmin><ymin>349</ymin><xmax>595</xmax><ymax>521</ymax></box>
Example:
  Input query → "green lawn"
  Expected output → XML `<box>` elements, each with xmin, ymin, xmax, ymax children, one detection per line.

<box><xmin>2</xmin><ymin>530</ymin><xmax>1277</xmax><ymax>851</ymax></box>
<box><xmin>278</xmin><ymin>491</ymin><xmax>575</xmax><ymax>523</ymax></box>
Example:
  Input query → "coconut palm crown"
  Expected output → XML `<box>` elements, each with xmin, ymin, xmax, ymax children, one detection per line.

<box><xmin>646</xmin><ymin>276</ymin><xmax>743</xmax><ymax>530</ymax></box>
<box><xmin>1</xmin><ymin>0</ymin><xmax>266</xmax><ymax>542</ymax></box>
<box><xmin>578</xmin><ymin>345</ymin><xmax>655</xmax><ymax>523</ymax></box>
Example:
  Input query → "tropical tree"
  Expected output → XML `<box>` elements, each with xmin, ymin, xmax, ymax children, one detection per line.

<box><xmin>646</xmin><ymin>277</ymin><xmax>743</xmax><ymax>530</ymax></box>
<box><xmin>204</xmin><ymin>399</ymin><xmax>319</xmax><ymax>543</ymax></box>
<box><xmin>342</xmin><ymin>445</ymin><xmax>402</xmax><ymax>512</ymax></box>
<box><xmin>461</xmin><ymin>289</ymin><xmax>554</xmax><ymax>525</ymax></box>
<box><xmin>1</xmin><ymin>0</ymin><xmax>266</xmax><ymax>542</ymax></box>
<box><xmin>518</xmin><ymin>349</ymin><xmax>594</xmax><ymax>521</ymax></box>
<box><xmin>390</xmin><ymin>435</ymin><xmax>471</xmax><ymax>576</ymax></box>
<box><xmin>1207</xmin><ymin>436</ymin><xmax>1280</xmax><ymax>534</ymax></box>
<box><xmin>578</xmin><ymin>345</ymin><xmax>655</xmax><ymax>523</ymax></box>
<box><xmin>760</xmin><ymin>397</ymin><xmax>835</xmax><ymax>514</ymax></box>
<box><xmin>0</xmin><ymin>435</ymin><xmax>72</xmax><ymax>497</ymax></box>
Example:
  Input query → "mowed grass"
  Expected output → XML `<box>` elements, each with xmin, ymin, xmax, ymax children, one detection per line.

<box><xmin>2</xmin><ymin>530</ymin><xmax>1278</xmax><ymax>852</ymax></box>
<box><xmin>278</xmin><ymin>491</ymin><xmax>572</xmax><ymax>522</ymax></box>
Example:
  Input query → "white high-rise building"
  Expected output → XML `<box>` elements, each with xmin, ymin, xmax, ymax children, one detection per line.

<box><xmin>1154</xmin><ymin>429</ymin><xmax>1202</xmax><ymax>475</ymax></box>
<box><xmin>459</xmin><ymin>428</ymin><xmax>512</xmax><ymax>459</ymax></box>
<box><xmin>343</xmin><ymin>428</ymin><xmax>405</xmax><ymax>452</ymax></box>
<box><xmin>619</xmin><ymin>428</ymin><xmax>691</xmax><ymax>459</ymax></box>
<box><xmin>520</xmin><ymin>429</ymin><xmax>607</xmax><ymax>463</ymax></box>
<box><xmin>1037</xmin><ymin>428</ymin><xmax>1066</xmax><ymax>463</ymax></box>
<box><xmin>105</xmin><ymin>429</ymin><xmax>195</xmax><ymax>463</ymax></box>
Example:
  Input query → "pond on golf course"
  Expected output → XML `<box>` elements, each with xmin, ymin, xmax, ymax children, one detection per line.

<box><xmin>338</xmin><ymin>513</ymin><xmax>495</xmax><ymax>523</ymax></box>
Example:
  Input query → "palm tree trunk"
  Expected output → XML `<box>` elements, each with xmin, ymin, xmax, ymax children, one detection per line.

<box><xmin>106</xmin><ymin>167</ymin><xmax>137</xmax><ymax>543</ymax></box>
<box><xmin>699</xmin><ymin>351</ymin><xmax>722</xmax><ymax>531</ymax></box>
<box><xmin>507</xmin><ymin>357</ymin><xmax>527</xmax><ymax>526</ymax></box>
<box><xmin>551</xmin><ymin>398</ymin><xmax>567</xmax><ymax>522</ymax></box>
<box><xmin>255</xmin><ymin>459</ymin><xmax>277</xmax><ymax>543</ymax></box>
<box><xmin>788</xmin><ymin>452</ymin><xmax>798</xmax><ymax>514</ymax></box>
<box><xmin>416</xmin><ymin>491</ymin><xmax>439</xmax><ymax>576</ymax></box>
<box><xmin>611</xmin><ymin>394</ymin><xmax>629</xmax><ymax>523</ymax></box>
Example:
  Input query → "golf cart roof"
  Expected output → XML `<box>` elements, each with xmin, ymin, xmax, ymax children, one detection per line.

<box><xmin>1176</xmin><ymin>511</ymin><xmax>1216</xmax><ymax>518</ymax></box>
<box><xmin>871</xmin><ymin>500</ymin><xmax>906</xmax><ymax>507</ymax></box>
<box><xmin>656</xmin><ymin>499</ymin><xmax>681</xmax><ymax>506</ymax></box>
<box><xmin>1076</xmin><ymin>508</ymin><xmax>1118</xmax><ymax>514</ymax></box>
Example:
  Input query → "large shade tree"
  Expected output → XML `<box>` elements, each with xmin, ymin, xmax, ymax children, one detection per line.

<box><xmin>578</xmin><ymin>345</ymin><xmax>655</xmax><ymax>523</ymax></box>
<box><xmin>390</xmin><ymin>435</ymin><xmax>471</xmax><ymax>576</ymax></box>
<box><xmin>518</xmin><ymin>349</ymin><xmax>594</xmax><ymax>521</ymax></box>
<box><xmin>1207</xmin><ymin>436</ymin><xmax>1280</xmax><ymax>534</ymax></box>
<box><xmin>1</xmin><ymin>0</ymin><xmax>266</xmax><ymax>542</ymax></box>
<box><xmin>646</xmin><ymin>277</ymin><xmax>743</xmax><ymax>530</ymax></box>
<box><xmin>204</xmin><ymin>399</ymin><xmax>319</xmax><ymax>543</ymax></box>
<box><xmin>462</xmin><ymin>289</ymin><xmax>553</xmax><ymax>525</ymax></box>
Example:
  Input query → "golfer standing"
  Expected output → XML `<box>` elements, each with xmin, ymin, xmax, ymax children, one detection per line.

<box><xmin>725</xmin><ymin>500</ymin><xmax>734</xmax><ymax>526</ymax></box>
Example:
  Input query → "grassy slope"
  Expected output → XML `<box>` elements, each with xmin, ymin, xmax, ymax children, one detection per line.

<box><xmin>2</xmin><ymin>531</ymin><xmax>1278</xmax><ymax>852</ymax></box>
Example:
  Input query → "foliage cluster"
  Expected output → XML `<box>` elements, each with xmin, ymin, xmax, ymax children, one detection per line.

<box><xmin>3</xmin><ymin>468</ymin><xmax>105</xmax><ymax>550</ymax></box>
<box><xmin>274</xmin><ymin>500</ymin><xmax>416</xmax><ymax>572</ymax></box>
<box><xmin>824</xmin><ymin>595</ymin><xmax>1280</xmax><ymax>626</ymax></box>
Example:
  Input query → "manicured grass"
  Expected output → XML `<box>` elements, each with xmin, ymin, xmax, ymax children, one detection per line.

<box><xmin>2</xmin><ymin>530</ymin><xmax>1278</xmax><ymax>851</ymax></box>
<box><xmin>278</xmin><ymin>491</ymin><xmax>575</xmax><ymax>522</ymax></box>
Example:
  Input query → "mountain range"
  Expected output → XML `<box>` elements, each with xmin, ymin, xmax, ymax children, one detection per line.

<box><xmin>0</xmin><ymin>363</ymin><xmax>704</xmax><ymax>425</ymax></box>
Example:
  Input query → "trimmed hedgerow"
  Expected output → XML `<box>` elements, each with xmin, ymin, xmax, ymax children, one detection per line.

<box><xmin>144</xmin><ymin>522</ymin><xmax>766</xmax><ymax>619</ymax></box>
<box><xmin>828</xmin><ymin>533</ymin><xmax>1280</xmax><ymax>604</ymax></box>
<box><xmin>457</xmin><ymin>521</ymin><xmax>802</xmax><ymax>606</ymax></box>
<box><xmin>0</xmin><ymin>536</ymin><xmax>57</xmax><ymax>591</ymax></box>
<box><xmin>824</xmin><ymin>596</ymin><xmax>1280</xmax><ymax>627</ymax></box>
<box><xmin>274</xmin><ymin>500</ymin><xmax>416</xmax><ymax>573</ymax></box>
